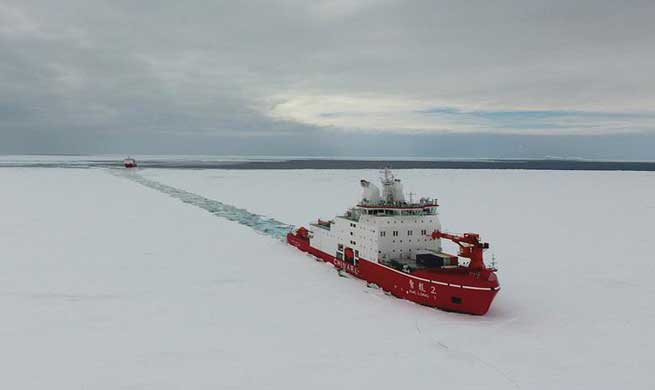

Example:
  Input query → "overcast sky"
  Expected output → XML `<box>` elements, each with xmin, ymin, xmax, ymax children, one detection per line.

<box><xmin>1</xmin><ymin>0</ymin><xmax>654</xmax><ymax>158</ymax></box>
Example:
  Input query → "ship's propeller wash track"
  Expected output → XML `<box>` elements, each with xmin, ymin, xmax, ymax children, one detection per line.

<box><xmin>111</xmin><ymin>169</ymin><xmax>294</xmax><ymax>240</ymax></box>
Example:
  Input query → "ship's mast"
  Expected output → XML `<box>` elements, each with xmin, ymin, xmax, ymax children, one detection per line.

<box><xmin>380</xmin><ymin>168</ymin><xmax>395</xmax><ymax>204</ymax></box>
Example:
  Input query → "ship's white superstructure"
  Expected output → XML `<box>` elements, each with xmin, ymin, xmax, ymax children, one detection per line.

<box><xmin>310</xmin><ymin>169</ymin><xmax>442</xmax><ymax>264</ymax></box>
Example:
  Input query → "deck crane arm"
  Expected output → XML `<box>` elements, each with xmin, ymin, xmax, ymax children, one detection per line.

<box><xmin>430</xmin><ymin>230</ymin><xmax>489</xmax><ymax>270</ymax></box>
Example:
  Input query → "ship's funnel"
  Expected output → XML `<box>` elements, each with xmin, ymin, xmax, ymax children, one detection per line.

<box><xmin>360</xmin><ymin>179</ymin><xmax>381</xmax><ymax>204</ymax></box>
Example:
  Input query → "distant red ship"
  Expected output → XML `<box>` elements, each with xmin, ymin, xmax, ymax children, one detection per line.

<box><xmin>123</xmin><ymin>157</ymin><xmax>137</xmax><ymax>168</ymax></box>
<box><xmin>287</xmin><ymin>169</ymin><xmax>500</xmax><ymax>315</ymax></box>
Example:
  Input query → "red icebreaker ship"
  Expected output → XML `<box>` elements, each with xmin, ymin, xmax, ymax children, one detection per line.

<box><xmin>123</xmin><ymin>157</ymin><xmax>138</xmax><ymax>168</ymax></box>
<box><xmin>287</xmin><ymin>169</ymin><xmax>500</xmax><ymax>315</ymax></box>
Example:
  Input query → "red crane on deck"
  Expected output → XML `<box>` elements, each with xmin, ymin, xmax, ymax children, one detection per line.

<box><xmin>430</xmin><ymin>230</ymin><xmax>490</xmax><ymax>270</ymax></box>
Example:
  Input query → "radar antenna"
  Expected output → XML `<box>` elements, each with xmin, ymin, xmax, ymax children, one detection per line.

<box><xmin>380</xmin><ymin>168</ymin><xmax>395</xmax><ymax>203</ymax></box>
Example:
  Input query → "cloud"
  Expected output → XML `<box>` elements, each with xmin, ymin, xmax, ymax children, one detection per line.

<box><xmin>1</xmin><ymin>0</ymin><xmax>655</xmax><ymax>156</ymax></box>
<box><xmin>0</xmin><ymin>4</ymin><xmax>38</xmax><ymax>37</ymax></box>
<box><xmin>268</xmin><ymin>94</ymin><xmax>655</xmax><ymax>134</ymax></box>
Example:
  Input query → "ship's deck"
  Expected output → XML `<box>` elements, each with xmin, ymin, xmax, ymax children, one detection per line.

<box><xmin>380</xmin><ymin>256</ymin><xmax>459</xmax><ymax>273</ymax></box>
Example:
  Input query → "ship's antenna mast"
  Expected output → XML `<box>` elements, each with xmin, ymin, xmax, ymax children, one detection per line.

<box><xmin>380</xmin><ymin>167</ymin><xmax>395</xmax><ymax>203</ymax></box>
<box><xmin>381</xmin><ymin>167</ymin><xmax>394</xmax><ymax>183</ymax></box>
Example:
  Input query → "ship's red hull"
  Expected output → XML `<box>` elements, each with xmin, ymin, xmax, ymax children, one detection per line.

<box><xmin>288</xmin><ymin>231</ymin><xmax>499</xmax><ymax>315</ymax></box>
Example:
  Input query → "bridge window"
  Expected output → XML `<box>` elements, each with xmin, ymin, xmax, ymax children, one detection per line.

<box><xmin>407</xmin><ymin>230</ymin><xmax>413</xmax><ymax>236</ymax></box>
<box><xmin>392</xmin><ymin>231</ymin><xmax>398</xmax><ymax>237</ymax></box>
<box><xmin>380</xmin><ymin>231</ymin><xmax>386</xmax><ymax>237</ymax></box>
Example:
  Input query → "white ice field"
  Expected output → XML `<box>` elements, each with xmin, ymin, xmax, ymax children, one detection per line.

<box><xmin>2</xmin><ymin>167</ymin><xmax>654</xmax><ymax>389</ymax></box>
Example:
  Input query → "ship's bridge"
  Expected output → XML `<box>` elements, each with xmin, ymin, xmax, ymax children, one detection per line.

<box><xmin>340</xmin><ymin>201</ymin><xmax>438</xmax><ymax>223</ymax></box>
<box><xmin>358</xmin><ymin>168</ymin><xmax>438</xmax><ymax>216</ymax></box>
<box><xmin>356</xmin><ymin>201</ymin><xmax>438</xmax><ymax>216</ymax></box>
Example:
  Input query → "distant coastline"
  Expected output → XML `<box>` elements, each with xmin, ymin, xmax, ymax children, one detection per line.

<box><xmin>198</xmin><ymin>159</ymin><xmax>655</xmax><ymax>171</ymax></box>
<box><xmin>2</xmin><ymin>157</ymin><xmax>655</xmax><ymax>171</ymax></box>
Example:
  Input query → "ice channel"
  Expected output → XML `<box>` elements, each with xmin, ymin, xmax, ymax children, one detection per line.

<box><xmin>111</xmin><ymin>169</ymin><xmax>294</xmax><ymax>240</ymax></box>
